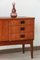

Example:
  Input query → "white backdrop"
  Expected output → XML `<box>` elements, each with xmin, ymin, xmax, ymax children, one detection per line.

<box><xmin>0</xmin><ymin>0</ymin><xmax>40</xmax><ymax>50</ymax></box>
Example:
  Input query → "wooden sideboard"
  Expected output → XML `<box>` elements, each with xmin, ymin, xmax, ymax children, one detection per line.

<box><xmin>0</xmin><ymin>17</ymin><xmax>35</xmax><ymax>58</ymax></box>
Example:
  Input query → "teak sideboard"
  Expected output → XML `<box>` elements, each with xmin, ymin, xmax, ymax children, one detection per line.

<box><xmin>0</xmin><ymin>17</ymin><xmax>35</xmax><ymax>58</ymax></box>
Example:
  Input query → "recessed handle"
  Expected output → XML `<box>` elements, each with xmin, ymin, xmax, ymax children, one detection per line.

<box><xmin>20</xmin><ymin>27</ymin><xmax>25</xmax><ymax>30</ymax></box>
<box><xmin>20</xmin><ymin>34</ymin><xmax>25</xmax><ymax>38</ymax></box>
<box><xmin>20</xmin><ymin>21</ymin><xmax>25</xmax><ymax>24</ymax></box>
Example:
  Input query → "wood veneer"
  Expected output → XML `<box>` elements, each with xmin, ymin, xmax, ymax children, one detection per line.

<box><xmin>0</xmin><ymin>17</ymin><xmax>35</xmax><ymax>58</ymax></box>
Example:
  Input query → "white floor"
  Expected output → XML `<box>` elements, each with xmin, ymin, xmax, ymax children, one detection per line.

<box><xmin>0</xmin><ymin>50</ymin><xmax>40</xmax><ymax>60</ymax></box>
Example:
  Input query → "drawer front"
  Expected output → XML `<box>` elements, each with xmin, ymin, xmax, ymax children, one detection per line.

<box><xmin>9</xmin><ymin>32</ymin><xmax>34</xmax><ymax>41</ymax></box>
<box><xmin>9</xmin><ymin>25</ymin><xmax>26</xmax><ymax>34</ymax></box>
<box><xmin>9</xmin><ymin>33</ymin><xmax>26</xmax><ymax>41</ymax></box>
<box><xmin>9</xmin><ymin>19</ymin><xmax>34</xmax><ymax>26</ymax></box>
<box><xmin>9</xmin><ymin>25</ymin><xmax>34</xmax><ymax>34</ymax></box>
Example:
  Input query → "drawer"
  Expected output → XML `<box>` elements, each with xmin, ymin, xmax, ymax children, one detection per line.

<box><xmin>9</xmin><ymin>19</ymin><xmax>34</xmax><ymax>26</ymax></box>
<box><xmin>9</xmin><ymin>33</ymin><xmax>26</xmax><ymax>41</ymax></box>
<box><xmin>9</xmin><ymin>32</ymin><xmax>34</xmax><ymax>41</ymax></box>
<box><xmin>9</xmin><ymin>24</ymin><xmax>34</xmax><ymax>34</ymax></box>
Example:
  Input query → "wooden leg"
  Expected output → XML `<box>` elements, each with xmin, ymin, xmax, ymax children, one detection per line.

<box><xmin>30</xmin><ymin>41</ymin><xmax>33</xmax><ymax>58</ymax></box>
<box><xmin>22</xmin><ymin>44</ymin><xmax>25</xmax><ymax>53</ymax></box>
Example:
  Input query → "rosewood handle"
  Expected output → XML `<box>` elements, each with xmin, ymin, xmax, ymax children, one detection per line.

<box><xmin>20</xmin><ymin>27</ymin><xmax>25</xmax><ymax>30</ymax></box>
<box><xmin>20</xmin><ymin>21</ymin><xmax>25</xmax><ymax>24</ymax></box>
<box><xmin>20</xmin><ymin>34</ymin><xmax>25</xmax><ymax>38</ymax></box>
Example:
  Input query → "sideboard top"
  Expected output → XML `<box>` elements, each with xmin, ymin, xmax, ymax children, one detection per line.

<box><xmin>0</xmin><ymin>16</ymin><xmax>35</xmax><ymax>20</ymax></box>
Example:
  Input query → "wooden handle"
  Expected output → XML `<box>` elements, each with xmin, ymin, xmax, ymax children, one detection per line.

<box><xmin>20</xmin><ymin>27</ymin><xmax>25</xmax><ymax>30</ymax></box>
<box><xmin>20</xmin><ymin>21</ymin><xmax>25</xmax><ymax>24</ymax></box>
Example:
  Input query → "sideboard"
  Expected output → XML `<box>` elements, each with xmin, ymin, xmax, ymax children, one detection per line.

<box><xmin>0</xmin><ymin>17</ymin><xmax>35</xmax><ymax>58</ymax></box>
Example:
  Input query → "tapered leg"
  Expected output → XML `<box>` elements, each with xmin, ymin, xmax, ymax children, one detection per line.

<box><xmin>22</xmin><ymin>44</ymin><xmax>25</xmax><ymax>53</ymax></box>
<box><xmin>30</xmin><ymin>41</ymin><xmax>33</xmax><ymax>58</ymax></box>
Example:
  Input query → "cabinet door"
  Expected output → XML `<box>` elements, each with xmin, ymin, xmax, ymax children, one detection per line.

<box><xmin>2</xmin><ymin>20</ymin><xmax>9</xmax><ymax>41</ymax></box>
<box><xmin>0</xmin><ymin>20</ymin><xmax>2</xmax><ymax>41</ymax></box>
<box><xmin>9</xmin><ymin>20</ymin><xmax>20</xmax><ymax>41</ymax></box>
